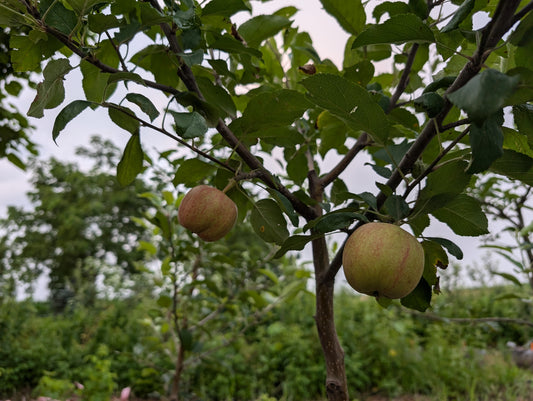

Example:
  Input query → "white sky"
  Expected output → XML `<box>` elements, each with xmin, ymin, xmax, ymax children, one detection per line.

<box><xmin>1</xmin><ymin>0</ymin><xmax>518</xmax><ymax>294</ymax></box>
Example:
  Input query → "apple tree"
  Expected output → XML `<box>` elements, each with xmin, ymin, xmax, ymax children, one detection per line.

<box><xmin>1</xmin><ymin>0</ymin><xmax>533</xmax><ymax>399</ymax></box>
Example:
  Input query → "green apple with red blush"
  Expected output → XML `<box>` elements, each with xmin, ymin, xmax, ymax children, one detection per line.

<box><xmin>178</xmin><ymin>185</ymin><xmax>238</xmax><ymax>242</ymax></box>
<box><xmin>342</xmin><ymin>222</ymin><xmax>424</xmax><ymax>299</ymax></box>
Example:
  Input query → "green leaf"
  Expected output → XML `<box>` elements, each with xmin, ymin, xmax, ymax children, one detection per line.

<box><xmin>491</xmin><ymin>271</ymin><xmax>523</xmax><ymax>287</ymax></box>
<box><xmin>400</xmin><ymin>278</ymin><xmax>431</xmax><ymax>312</ymax></box>
<box><xmin>503</xmin><ymin>127</ymin><xmax>533</xmax><ymax>158</ymax></box>
<box><xmin>179</xmin><ymin>329</ymin><xmax>194</xmax><ymax>351</ymax></box>
<box><xmin>304</xmin><ymin>211</ymin><xmax>365</xmax><ymax>234</ymax></box>
<box><xmin>240</xmin><ymin>89</ymin><xmax>311</xmax><ymax>133</ymax></box>
<box><xmin>414</xmin><ymin>160</ymin><xmax>471</xmax><ymax>214</ymax></box>
<box><xmin>266</xmin><ymin>189</ymin><xmax>300</xmax><ymax>226</ymax></box>
<box><xmin>343</xmin><ymin>60</ymin><xmax>375</xmax><ymax>86</ymax></box>
<box><xmin>466</xmin><ymin>112</ymin><xmax>504</xmax><ymax>174</ymax></box>
<box><xmin>490</xmin><ymin>149</ymin><xmax>533</xmax><ymax>186</ymax></box>
<box><xmin>447</xmin><ymin>69</ymin><xmax>519</xmax><ymax>124</ymax></box>
<box><xmin>258</xmin><ymin>268</ymin><xmax>279</xmax><ymax>284</ymax></box>
<box><xmin>423</xmin><ymin>76</ymin><xmax>456</xmax><ymax>93</ymax></box>
<box><xmin>65</xmin><ymin>0</ymin><xmax>103</xmax><ymax>15</ymax></box>
<box><xmin>239</xmin><ymin>15</ymin><xmax>292</xmax><ymax>47</ymax></box>
<box><xmin>513</xmin><ymin>104</ymin><xmax>533</xmax><ymax>145</ymax></box>
<box><xmin>117</xmin><ymin>133</ymin><xmax>144</xmax><ymax>186</ymax></box>
<box><xmin>52</xmin><ymin>100</ymin><xmax>93</xmax><ymax>142</ymax></box>
<box><xmin>28</xmin><ymin>59</ymin><xmax>72</xmax><ymax>118</ymax></box>
<box><xmin>373</xmin><ymin>2</ymin><xmax>411</xmax><ymax>23</ymax></box>
<box><xmin>172</xmin><ymin>159</ymin><xmax>216</xmax><ymax>187</ymax></box>
<box><xmin>431</xmin><ymin>194</ymin><xmax>489</xmax><ymax>236</ymax></box>
<box><xmin>211</xmin><ymin>36</ymin><xmax>263</xmax><ymax>59</ymax></box>
<box><xmin>383</xmin><ymin>195</ymin><xmax>410</xmax><ymax>221</ymax></box>
<box><xmin>6</xmin><ymin>153</ymin><xmax>25</xmax><ymax>170</ymax></box>
<box><xmin>413</xmin><ymin>92</ymin><xmax>445</xmax><ymax>118</ymax></box>
<box><xmin>509</xmin><ymin>7</ymin><xmax>533</xmax><ymax>46</ymax></box>
<box><xmin>107</xmin><ymin>72</ymin><xmax>147</xmax><ymax>86</ymax></box>
<box><xmin>87</xmin><ymin>13</ymin><xmax>122</xmax><ymax>33</ymax></box>
<box><xmin>301</xmin><ymin>74</ymin><xmax>389</xmax><ymax>143</ymax></box>
<box><xmin>425</xmin><ymin>237</ymin><xmax>463</xmax><ymax>260</ymax></box>
<box><xmin>274</xmin><ymin>234</ymin><xmax>323</xmax><ymax>259</ymax></box>
<box><xmin>408</xmin><ymin>0</ymin><xmax>427</xmax><ymax>19</ymax></box>
<box><xmin>81</xmin><ymin>60</ymin><xmax>113</xmax><ymax>103</ymax></box>
<box><xmin>441</xmin><ymin>0</ymin><xmax>475</xmax><ymax>33</ymax></box>
<box><xmin>9</xmin><ymin>35</ymin><xmax>41</xmax><ymax>72</ymax></box>
<box><xmin>108</xmin><ymin>106</ymin><xmax>140</xmax><ymax>133</ymax></box>
<box><xmin>202</xmin><ymin>0</ymin><xmax>251</xmax><ymax>16</ymax></box>
<box><xmin>157</xmin><ymin>294</ymin><xmax>172</xmax><ymax>308</ymax></box>
<box><xmin>319</xmin><ymin>0</ymin><xmax>365</xmax><ymax>35</ymax></box>
<box><xmin>174</xmin><ymin>92</ymin><xmax>220</xmax><ymax>126</ymax></box>
<box><xmin>286</xmin><ymin>149</ymin><xmax>308</xmax><ymax>185</ymax></box>
<box><xmin>179</xmin><ymin>49</ymin><xmax>204</xmax><ymax>66</ymax></box>
<box><xmin>250</xmin><ymin>199</ymin><xmax>289</xmax><ymax>245</ymax></box>
<box><xmin>126</xmin><ymin>93</ymin><xmax>160</xmax><ymax>122</ymax></box>
<box><xmin>422</xmin><ymin>240</ymin><xmax>448</xmax><ymax>274</ymax></box>
<box><xmin>170</xmin><ymin>111</ymin><xmax>208</xmax><ymax>139</ymax></box>
<box><xmin>196</xmin><ymin>77</ymin><xmax>237</xmax><ymax>119</ymax></box>
<box><xmin>0</xmin><ymin>1</ymin><xmax>27</xmax><ymax>27</ymax></box>
<box><xmin>352</xmin><ymin>13</ymin><xmax>434</xmax><ymax>48</ymax></box>
<box><xmin>39</xmin><ymin>0</ymin><xmax>77</xmax><ymax>35</ymax></box>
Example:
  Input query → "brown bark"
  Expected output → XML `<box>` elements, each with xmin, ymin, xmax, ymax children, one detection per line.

<box><xmin>313</xmin><ymin>235</ymin><xmax>349</xmax><ymax>400</ymax></box>
<box><xmin>170</xmin><ymin>344</ymin><xmax>186</xmax><ymax>401</ymax></box>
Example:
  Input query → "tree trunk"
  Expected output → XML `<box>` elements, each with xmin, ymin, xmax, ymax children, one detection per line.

<box><xmin>312</xmin><ymin>235</ymin><xmax>349</xmax><ymax>401</ymax></box>
<box><xmin>170</xmin><ymin>343</ymin><xmax>185</xmax><ymax>401</ymax></box>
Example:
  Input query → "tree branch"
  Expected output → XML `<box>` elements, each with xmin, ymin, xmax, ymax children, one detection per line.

<box><xmin>439</xmin><ymin>118</ymin><xmax>470</xmax><ymax>132</ymax></box>
<box><xmin>512</xmin><ymin>1</ymin><xmax>533</xmax><ymax>25</ymax></box>
<box><xmin>322</xmin><ymin>0</ymin><xmax>524</xmax><ymax>285</ymax></box>
<box><xmin>320</xmin><ymin>133</ymin><xmax>371</xmax><ymax>188</ymax></box>
<box><xmin>388</xmin><ymin>43</ymin><xmax>419</xmax><ymax>113</ymax></box>
<box><xmin>403</xmin><ymin>126</ymin><xmax>470</xmax><ymax>198</ymax></box>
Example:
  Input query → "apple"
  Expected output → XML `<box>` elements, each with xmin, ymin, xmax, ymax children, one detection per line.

<box><xmin>178</xmin><ymin>185</ymin><xmax>238</xmax><ymax>242</ymax></box>
<box><xmin>342</xmin><ymin>222</ymin><xmax>424</xmax><ymax>299</ymax></box>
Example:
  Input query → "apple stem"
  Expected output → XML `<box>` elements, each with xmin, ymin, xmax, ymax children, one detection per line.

<box><xmin>222</xmin><ymin>179</ymin><xmax>236</xmax><ymax>194</ymax></box>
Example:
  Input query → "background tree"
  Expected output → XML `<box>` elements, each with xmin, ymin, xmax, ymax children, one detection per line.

<box><xmin>0</xmin><ymin>136</ymin><xmax>151</xmax><ymax>310</ymax></box>
<box><xmin>1</xmin><ymin>1</ymin><xmax>533</xmax><ymax>400</ymax></box>
<box><xmin>469</xmin><ymin>174</ymin><xmax>533</xmax><ymax>291</ymax></box>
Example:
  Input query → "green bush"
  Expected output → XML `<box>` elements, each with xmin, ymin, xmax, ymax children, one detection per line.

<box><xmin>2</xmin><ymin>285</ymin><xmax>533</xmax><ymax>400</ymax></box>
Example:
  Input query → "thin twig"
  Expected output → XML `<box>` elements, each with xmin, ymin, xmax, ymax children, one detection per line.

<box><xmin>320</xmin><ymin>133</ymin><xmax>371</xmax><ymax>188</ymax></box>
<box><xmin>404</xmin><ymin>126</ymin><xmax>470</xmax><ymax>198</ymax></box>
<box><xmin>439</xmin><ymin>118</ymin><xmax>470</xmax><ymax>132</ymax></box>
<box><xmin>388</xmin><ymin>43</ymin><xmax>419</xmax><ymax>113</ymax></box>
<box><xmin>105</xmin><ymin>31</ymin><xmax>128</xmax><ymax>71</ymax></box>
<box><xmin>102</xmin><ymin>102</ymin><xmax>236</xmax><ymax>173</ymax></box>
